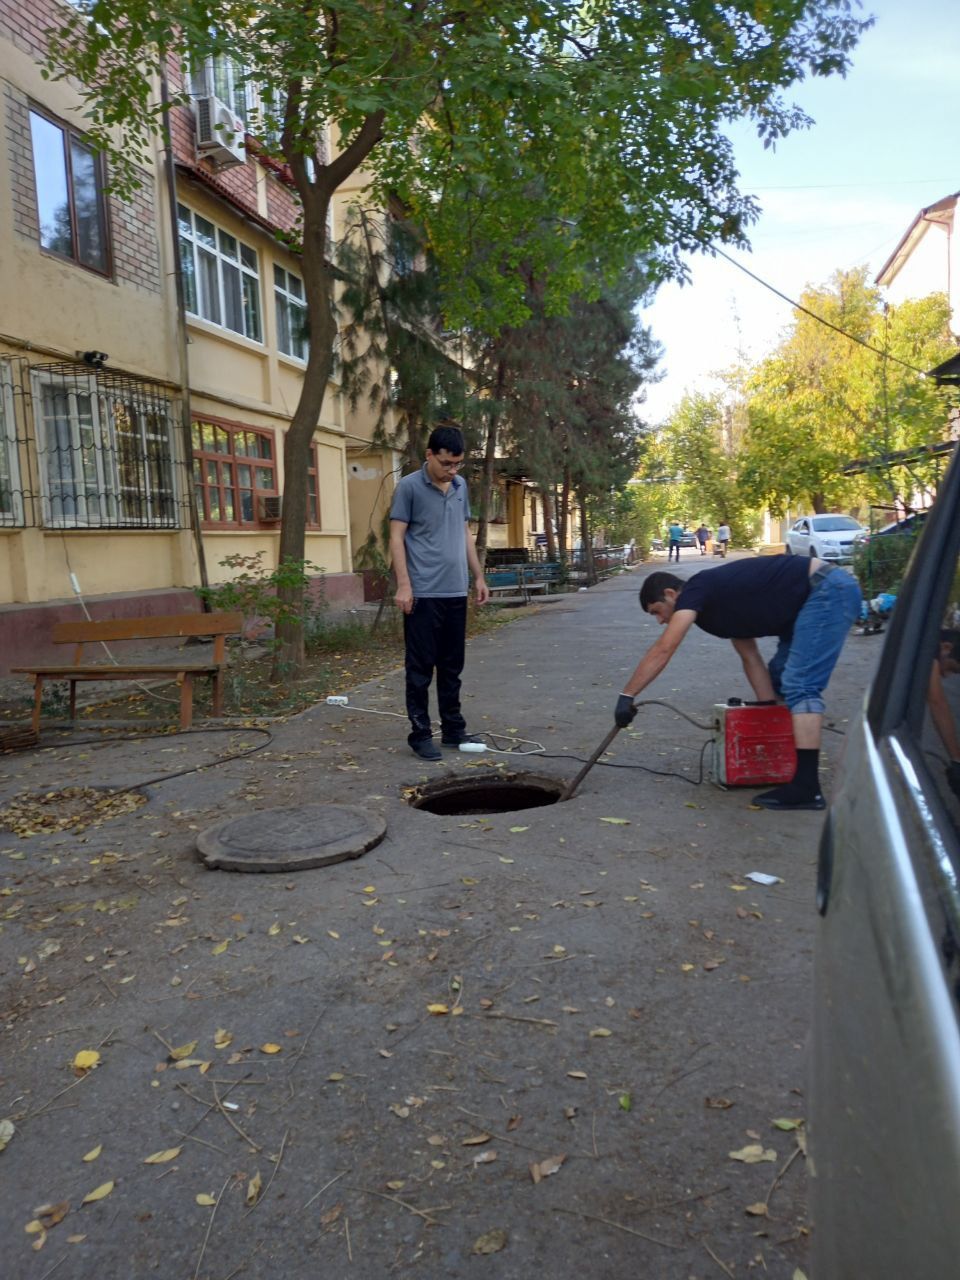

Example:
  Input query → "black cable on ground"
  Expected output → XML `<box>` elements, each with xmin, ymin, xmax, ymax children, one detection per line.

<box><xmin>6</xmin><ymin>725</ymin><xmax>274</xmax><ymax>793</ymax></box>
<box><xmin>536</xmin><ymin>739</ymin><xmax>709</xmax><ymax>787</ymax></box>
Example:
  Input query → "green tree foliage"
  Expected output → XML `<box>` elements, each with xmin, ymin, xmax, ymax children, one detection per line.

<box><xmin>47</xmin><ymin>0</ymin><xmax>870</xmax><ymax>667</ymax></box>
<box><xmin>738</xmin><ymin>269</ymin><xmax>955</xmax><ymax>515</ymax></box>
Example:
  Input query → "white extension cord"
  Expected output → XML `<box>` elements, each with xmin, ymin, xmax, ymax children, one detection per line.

<box><xmin>324</xmin><ymin>694</ymin><xmax>545</xmax><ymax>756</ymax></box>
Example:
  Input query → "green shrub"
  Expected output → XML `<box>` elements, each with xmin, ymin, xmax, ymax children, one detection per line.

<box><xmin>852</xmin><ymin>531</ymin><xmax>920</xmax><ymax>597</ymax></box>
<box><xmin>198</xmin><ymin>553</ymin><xmax>327</xmax><ymax>649</ymax></box>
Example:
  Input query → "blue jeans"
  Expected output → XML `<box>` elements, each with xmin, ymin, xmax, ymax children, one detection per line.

<box><xmin>767</xmin><ymin>568</ymin><xmax>862</xmax><ymax>715</ymax></box>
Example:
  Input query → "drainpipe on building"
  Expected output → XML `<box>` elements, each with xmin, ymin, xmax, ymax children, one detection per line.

<box><xmin>159</xmin><ymin>60</ymin><xmax>210</xmax><ymax>602</ymax></box>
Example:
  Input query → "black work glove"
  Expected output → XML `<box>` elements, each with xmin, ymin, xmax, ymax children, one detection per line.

<box><xmin>615</xmin><ymin>694</ymin><xmax>637</xmax><ymax>729</ymax></box>
<box><xmin>947</xmin><ymin>761</ymin><xmax>960</xmax><ymax>800</ymax></box>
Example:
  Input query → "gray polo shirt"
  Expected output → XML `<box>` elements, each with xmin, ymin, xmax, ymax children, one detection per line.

<box><xmin>389</xmin><ymin>463</ymin><xmax>471</xmax><ymax>597</ymax></box>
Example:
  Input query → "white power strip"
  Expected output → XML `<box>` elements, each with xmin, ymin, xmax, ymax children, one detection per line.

<box><xmin>326</xmin><ymin>695</ymin><xmax>349</xmax><ymax>706</ymax></box>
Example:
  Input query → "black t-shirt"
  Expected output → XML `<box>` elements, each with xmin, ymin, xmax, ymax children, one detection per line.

<box><xmin>676</xmin><ymin>556</ymin><xmax>811</xmax><ymax>640</ymax></box>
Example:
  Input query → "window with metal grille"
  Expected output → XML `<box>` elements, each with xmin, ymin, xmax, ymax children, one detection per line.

<box><xmin>29</xmin><ymin>107</ymin><xmax>110</xmax><ymax>275</ymax></box>
<box><xmin>31</xmin><ymin>369</ymin><xmax>177</xmax><ymax>528</ymax></box>
<box><xmin>0</xmin><ymin>363</ymin><xmax>23</xmax><ymax>526</ymax></box>
<box><xmin>275</xmin><ymin>265</ymin><xmax>308</xmax><ymax>361</ymax></box>
<box><xmin>178</xmin><ymin>204</ymin><xmax>262</xmax><ymax>342</ymax></box>
<box><xmin>192</xmin><ymin>418</ymin><xmax>276</xmax><ymax>526</ymax></box>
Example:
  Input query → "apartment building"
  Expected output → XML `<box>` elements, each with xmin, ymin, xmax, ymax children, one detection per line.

<box><xmin>0</xmin><ymin>0</ymin><xmax>367</xmax><ymax>673</ymax></box>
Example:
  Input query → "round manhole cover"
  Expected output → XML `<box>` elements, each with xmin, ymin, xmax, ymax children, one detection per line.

<box><xmin>196</xmin><ymin>804</ymin><xmax>386</xmax><ymax>872</ymax></box>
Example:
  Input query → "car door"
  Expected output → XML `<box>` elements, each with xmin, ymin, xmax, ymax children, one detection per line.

<box><xmin>789</xmin><ymin>518</ymin><xmax>810</xmax><ymax>555</ymax></box>
<box><xmin>811</xmin><ymin>454</ymin><xmax>960</xmax><ymax>1277</ymax></box>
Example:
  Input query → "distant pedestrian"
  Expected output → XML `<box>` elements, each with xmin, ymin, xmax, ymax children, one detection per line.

<box><xmin>716</xmin><ymin>522</ymin><xmax>730</xmax><ymax>557</ymax></box>
<box><xmin>667</xmin><ymin>520</ymin><xmax>684</xmax><ymax>562</ymax></box>
<box><xmin>696</xmin><ymin>523</ymin><xmax>710</xmax><ymax>556</ymax></box>
<box><xmin>389</xmin><ymin>424</ymin><xmax>490</xmax><ymax>761</ymax></box>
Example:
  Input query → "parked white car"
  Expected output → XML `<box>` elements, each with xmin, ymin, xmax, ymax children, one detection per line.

<box><xmin>785</xmin><ymin>514</ymin><xmax>865</xmax><ymax>562</ymax></box>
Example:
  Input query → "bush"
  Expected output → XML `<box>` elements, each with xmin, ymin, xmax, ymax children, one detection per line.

<box><xmin>852</xmin><ymin>531</ymin><xmax>920</xmax><ymax>597</ymax></box>
<box><xmin>198</xmin><ymin>552</ymin><xmax>327</xmax><ymax>649</ymax></box>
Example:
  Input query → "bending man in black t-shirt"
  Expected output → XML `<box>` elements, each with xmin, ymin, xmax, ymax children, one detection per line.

<box><xmin>614</xmin><ymin>558</ymin><xmax>862</xmax><ymax>810</ymax></box>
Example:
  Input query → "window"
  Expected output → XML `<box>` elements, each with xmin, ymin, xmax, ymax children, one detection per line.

<box><xmin>32</xmin><ymin>372</ymin><xmax>177</xmax><ymax>527</ymax></box>
<box><xmin>29</xmin><ymin>108</ymin><xmax>109</xmax><ymax>274</ymax></box>
<box><xmin>178</xmin><ymin>204</ymin><xmax>262</xmax><ymax>341</ymax></box>
<box><xmin>189</xmin><ymin>55</ymin><xmax>249</xmax><ymax>124</ymax></box>
<box><xmin>307</xmin><ymin>445</ymin><xmax>321</xmax><ymax>527</ymax></box>
<box><xmin>274</xmin><ymin>265</ymin><xmax>308</xmax><ymax>361</ymax></box>
<box><xmin>192</xmin><ymin>419</ymin><xmax>276</xmax><ymax>525</ymax></box>
<box><xmin>0</xmin><ymin>364</ymin><xmax>23</xmax><ymax>525</ymax></box>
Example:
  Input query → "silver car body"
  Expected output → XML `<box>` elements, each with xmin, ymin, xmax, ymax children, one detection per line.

<box><xmin>811</xmin><ymin>460</ymin><xmax>960</xmax><ymax>1275</ymax></box>
<box><xmin>786</xmin><ymin>514</ymin><xmax>865</xmax><ymax>562</ymax></box>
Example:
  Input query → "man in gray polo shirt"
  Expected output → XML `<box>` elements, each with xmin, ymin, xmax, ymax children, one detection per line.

<box><xmin>389</xmin><ymin>425</ymin><xmax>490</xmax><ymax>760</ymax></box>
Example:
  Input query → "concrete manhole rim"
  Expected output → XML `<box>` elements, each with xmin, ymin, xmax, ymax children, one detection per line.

<box><xmin>409</xmin><ymin>769</ymin><xmax>564</xmax><ymax>815</ymax></box>
<box><xmin>196</xmin><ymin>802</ymin><xmax>386</xmax><ymax>873</ymax></box>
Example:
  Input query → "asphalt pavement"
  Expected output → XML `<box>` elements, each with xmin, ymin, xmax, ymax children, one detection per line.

<box><xmin>0</xmin><ymin>553</ymin><xmax>882</xmax><ymax>1279</ymax></box>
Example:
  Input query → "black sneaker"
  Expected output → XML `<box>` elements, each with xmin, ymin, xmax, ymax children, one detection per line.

<box><xmin>410</xmin><ymin>739</ymin><xmax>442</xmax><ymax>761</ymax></box>
<box><xmin>441</xmin><ymin>733</ymin><xmax>484</xmax><ymax>748</ymax></box>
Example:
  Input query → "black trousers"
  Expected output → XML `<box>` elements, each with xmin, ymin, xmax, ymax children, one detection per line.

<box><xmin>403</xmin><ymin>597</ymin><xmax>468</xmax><ymax>744</ymax></box>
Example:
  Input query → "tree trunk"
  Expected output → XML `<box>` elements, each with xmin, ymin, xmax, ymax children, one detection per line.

<box><xmin>578</xmin><ymin>493</ymin><xmax>596</xmax><ymax>584</ymax></box>
<box><xmin>542</xmin><ymin>491</ymin><xmax>557</xmax><ymax>559</ymax></box>
<box><xmin>811</xmin><ymin>492</ymin><xmax>826</xmax><ymax>514</ymax></box>
<box><xmin>473</xmin><ymin>359</ymin><xmax>505</xmax><ymax>569</ymax></box>
<box><xmin>558</xmin><ymin>471</ymin><xmax>572</xmax><ymax>555</ymax></box>
<box><xmin>272</xmin><ymin>214</ymin><xmax>338</xmax><ymax>681</ymax></box>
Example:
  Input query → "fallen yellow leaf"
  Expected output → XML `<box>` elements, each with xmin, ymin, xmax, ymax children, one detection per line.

<box><xmin>196</xmin><ymin>1193</ymin><xmax>217</xmax><ymax>1206</ymax></box>
<box><xmin>589</xmin><ymin>1028</ymin><xmax>613</xmax><ymax>1038</ymax></box>
<box><xmin>427</xmin><ymin>1003</ymin><xmax>450</xmax><ymax>1015</ymax></box>
<box><xmin>81</xmin><ymin>1181</ymin><xmax>114</xmax><ymax>1205</ymax></box>
<box><xmin>72</xmin><ymin>1050</ymin><xmax>100</xmax><ymax>1072</ymax></box>
<box><xmin>246</xmin><ymin>1171</ymin><xmax>262</xmax><ymax>1207</ymax></box>
<box><xmin>260</xmin><ymin>1043</ymin><xmax>282</xmax><ymax>1055</ymax></box>
<box><xmin>143</xmin><ymin>1147</ymin><xmax>181</xmax><ymax>1164</ymax></box>
<box><xmin>169</xmin><ymin>1040</ymin><xmax>198</xmax><ymax>1061</ymax></box>
<box><xmin>82</xmin><ymin>1145</ymin><xmax>102</xmax><ymax>1162</ymax></box>
<box><xmin>268</xmin><ymin>922</ymin><xmax>281</xmax><ymax>936</ymax></box>
<box><xmin>214</xmin><ymin>1029</ymin><xmax>233</xmax><ymax>1049</ymax></box>
<box><xmin>211</xmin><ymin>940</ymin><xmax>229</xmax><ymax>956</ymax></box>
<box><xmin>566</xmin><ymin>1070</ymin><xmax>588</xmax><ymax>1080</ymax></box>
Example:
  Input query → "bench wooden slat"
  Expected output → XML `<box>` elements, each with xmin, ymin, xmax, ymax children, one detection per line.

<box><xmin>16</xmin><ymin>610</ymin><xmax>243</xmax><ymax>734</ymax></box>
<box><xmin>12</xmin><ymin>664</ymin><xmax>221</xmax><ymax>677</ymax></box>
<box><xmin>51</xmin><ymin>611</ymin><xmax>243</xmax><ymax>644</ymax></box>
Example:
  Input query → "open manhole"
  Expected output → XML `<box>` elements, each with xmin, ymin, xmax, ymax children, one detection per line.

<box><xmin>409</xmin><ymin>771</ymin><xmax>564</xmax><ymax>816</ymax></box>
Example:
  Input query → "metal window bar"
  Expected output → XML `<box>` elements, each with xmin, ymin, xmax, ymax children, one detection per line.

<box><xmin>0</xmin><ymin>356</ymin><xmax>191</xmax><ymax>529</ymax></box>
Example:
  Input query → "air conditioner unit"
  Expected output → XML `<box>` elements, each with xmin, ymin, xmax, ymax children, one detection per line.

<box><xmin>257</xmin><ymin>495</ymin><xmax>283</xmax><ymax>522</ymax></box>
<box><xmin>195</xmin><ymin>95</ymin><xmax>247</xmax><ymax>167</ymax></box>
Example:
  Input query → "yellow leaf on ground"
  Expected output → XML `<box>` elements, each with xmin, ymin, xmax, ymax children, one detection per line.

<box><xmin>211</xmin><ymin>940</ymin><xmax>229</xmax><ymax>956</ymax></box>
<box><xmin>427</xmin><ymin>1003</ymin><xmax>449</xmax><ymax>1015</ymax></box>
<box><xmin>589</xmin><ymin>1028</ymin><xmax>612</xmax><ymax>1038</ymax></box>
<box><xmin>73</xmin><ymin>1050</ymin><xmax>100</xmax><ymax>1072</ymax></box>
<box><xmin>260</xmin><ymin>1043</ymin><xmax>282</xmax><ymax>1054</ymax></box>
<box><xmin>566</xmin><ymin>1071</ymin><xmax>588</xmax><ymax>1080</ymax></box>
<box><xmin>268</xmin><ymin>922</ymin><xmax>281</xmax><ymax>936</ymax></box>
<box><xmin>169</xmin><ymin>1040</ymin><xmax>198</xmax><ymax>1061</ymax></box>
<box><xmin>461</xmin><ymin>1132</ymin><xmax>491</xmax><ymax>1146</ymax></box>
<box><xmin>327</xmin><ymin>930</ymin><xmax>340</xmax><ymax>939</ymax></box>
<box><xmin>246</xmin><ymin>1171</ymin><xmax>262</xmax><ymax>1206</ymax></box>
<box><xmin>82</xmin><ymin>1145</ymin><xmax>102</xmax><ymax>1162</ymax></box>
<box><xmin>143</xmin><ymin>1147</ymin><xmax>181</xmax><ymax>1164</ymax></box>
<box><xmin>745</xmin><ymin>1202</ymin><xmax>769</xmax><ymax>1216</ymax></box>
<box><xmin>599</xmin><ymin>817</ymin><xmax>630</xmax><ymax>825</ymax></box>
<box><xmin>327</xmin><ymin>1072</ymin><xmax>345</xmax><ymax>1082</ymax></box>
<box><xmin>195</xmin><ymin>1194</ymin><xmax>217</xmax><ymax>1206</ymax></box>
<box><xmin>81</xmin><ymin>1181</ymin><xmax>114</xmax><ymax>1205</ymax></box>
<box><xmin>214</xmin><ymin>1029</ymin><xmax>233</xmax><ymax>1049</ymax></box>
<box><xmin>729</xmin><ymin>1144</ymin><xmax>777</xmax><ymax>1164</ymax></box>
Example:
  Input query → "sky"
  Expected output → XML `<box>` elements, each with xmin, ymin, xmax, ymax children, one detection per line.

<box><xmin>638</xmin><ymin>0</ymin><xmax>960</xmax><ymax>424</ymax></box>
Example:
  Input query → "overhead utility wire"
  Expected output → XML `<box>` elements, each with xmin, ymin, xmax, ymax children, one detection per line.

<box><xmin>711</xmin><ymin>246</ymin><xmax>931</xmax><ymax>379</ymax></box>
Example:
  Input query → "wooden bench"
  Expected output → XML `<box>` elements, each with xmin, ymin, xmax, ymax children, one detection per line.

<box><xmin>13</xmin><ymin>611</ymin><xmax>244</xmax><ymax>733</ymax></box>
<box><xmin>522</xmin><ymin>562</ymin><xmax>564</xmax><ymax>595</ymax></box>
<box><xmin>484</xmin><ymin>567</ymin><xmax>528</xmax><ymax>606</ymax></box>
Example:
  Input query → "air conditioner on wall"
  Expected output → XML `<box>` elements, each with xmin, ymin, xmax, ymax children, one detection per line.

<box><xmin>195</xmin><ymin>96</ymin><xmax>247</xmax><ymax>167</ymax></box>
<box><xmin>257</xmin><ymin>495</ymin><xmax>283</xmax><ymax>522</ymax></box>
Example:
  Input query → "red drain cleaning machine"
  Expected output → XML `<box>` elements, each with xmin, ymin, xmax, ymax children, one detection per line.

<box><xmin>711</xmin><ymin>700</ymin><xmax>796</xmax><ymax>788</ymax></box>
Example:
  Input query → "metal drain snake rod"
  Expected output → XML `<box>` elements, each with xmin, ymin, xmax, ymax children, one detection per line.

<box><xmin>559</xmin><ymin>723</ymin><xmax>622</xmax><ymax>802</ymax></box>
<box><xmin>558</xmin><ymin>698</ymin><xmax>715</xmax><ymax>802</ymax></box>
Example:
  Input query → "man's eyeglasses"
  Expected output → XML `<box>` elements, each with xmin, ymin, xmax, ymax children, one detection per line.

<box><xmin>437</xmin><ymin>459</ymin><xmax>465</xmax><ymax>470</ymax></box>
